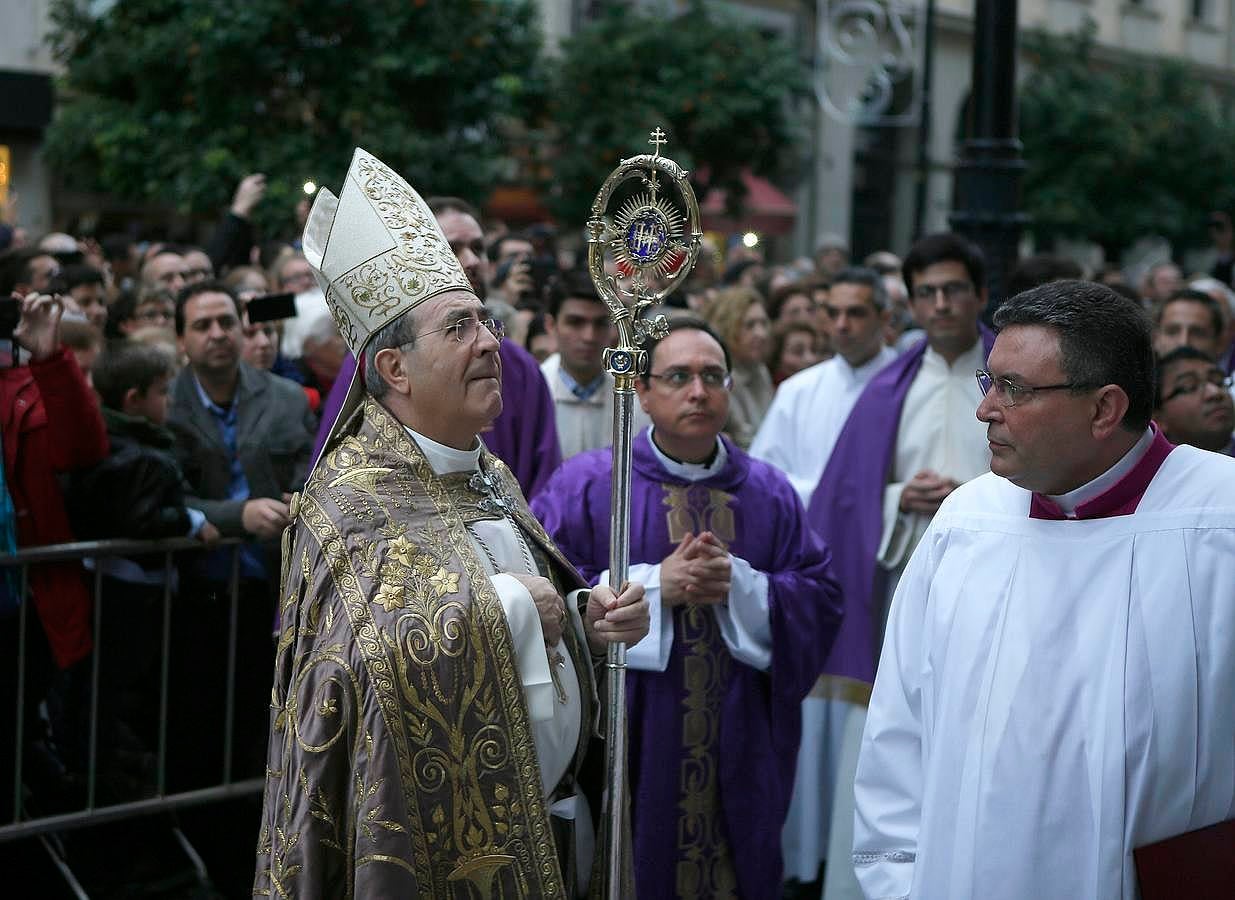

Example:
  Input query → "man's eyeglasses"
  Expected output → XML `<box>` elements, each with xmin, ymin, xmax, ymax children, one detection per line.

<box><xmin>912</xmin><ymin>280</ymin><xmax>974</xmax><ymax>302</ymax></box>
<box><xmin>976</xmin><ymin>369</ymin><xmax>1096</xmax><ymax>408</ymax></box>
<box><xmin>1162</xmin><ymin>370</ymin><xmax>1233</xmax><ymax>404</ymax></box>
<box><xmin>647</xmin><ymin>368</ymin><xmax>733</xmax><ymax>391</ymax></box>
<box><xmin>414</xmin><ymin>316</ymin><xmax>505</xmax><ymax>345</ymax></box>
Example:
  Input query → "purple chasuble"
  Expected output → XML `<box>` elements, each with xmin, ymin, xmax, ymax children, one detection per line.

<box><xmin>532</xmin><ymin>431</ymin><xmax>842</xmax><ymax>900</ymax></box>
<box><xmin>806</xmin><ymin>327</ymin><xmax>994</xmax><ymax>687</ymax></box>
<box><xmin>1029</xmin><ymin>426</ymin><xmax>1175</xmax><ymax>520</ymax></box>
<box><xmin>313</xmin><ymin>342</ymin><xmax>563</xmax><ymax>499</ymax></box>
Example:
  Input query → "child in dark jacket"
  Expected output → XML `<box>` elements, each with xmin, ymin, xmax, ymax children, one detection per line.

<box><xmin>70</xmin><ymin>342</ymin><xmax>219</xmax><ymax>547</ymax></box>
<box><xmin>66</xmin><ymin>342</ymin><xmax>219</xmax><ymax>795</ymax></box>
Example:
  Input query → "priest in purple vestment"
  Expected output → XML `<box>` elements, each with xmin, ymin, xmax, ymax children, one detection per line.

<box><xmin>312</xmin><ymin>198</ymin><xmax>562</xmax><ymax>497</ymax></box>
<box><xmin>532</xmin><ymin>318</ymin><xmax>843</xmax><ymax>900</ymax></box>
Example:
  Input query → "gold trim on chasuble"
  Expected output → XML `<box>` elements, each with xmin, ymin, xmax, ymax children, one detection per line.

<box><xmin>266</xmin><ymin>398</ymin><xmax>567</xmax><ymax>899</ymax></box>
<box><xmin>661</xmin><ymin>483</ymin><xmax>740</xmax><ymax>898</ymax></box>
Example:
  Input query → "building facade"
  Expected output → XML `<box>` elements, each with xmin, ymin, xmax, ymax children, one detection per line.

<box><xmin>0</xmin><ymin>0</ymin><xmax>56</xmax><ymax>239</ymax></box>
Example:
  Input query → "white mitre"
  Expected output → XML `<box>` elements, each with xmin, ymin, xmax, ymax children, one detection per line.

<box><xmin>302</xmin><ymin>146</ymin><xmax>475</xmax><ymax>453</ymax></box>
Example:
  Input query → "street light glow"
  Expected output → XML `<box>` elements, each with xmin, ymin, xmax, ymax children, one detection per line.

<box><xmin>742</xmin><ymin>231</ymin><xmax>759</xmax><ymax>248</ymax></box>
<box><xmin>303</xmin><ymin>181</ymin><xmax>317</xmax><ymax>195</ymax></box>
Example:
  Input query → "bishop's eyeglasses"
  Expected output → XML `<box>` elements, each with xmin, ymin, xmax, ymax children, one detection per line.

<box><xmin>976</xmin><ymin>369</ymin><xmax>1096</xmax><ymax>408</ymax></box>
<box><xmin>415</xmin><ymin>316</ymin><xmax>506</xmax><ymax>345</ymax></box>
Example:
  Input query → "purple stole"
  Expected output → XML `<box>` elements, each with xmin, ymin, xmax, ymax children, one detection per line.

<box><xmin>1029</xmin><ymin>426</ymin><xmax>1175</xmax><ymax>520</ymax></box>
<box><xmin>312</xmin><ymin>342</ymin><xmax>563</xmax><ymax>499</ymax></box>
<box><xmin>806</xmin><ymin>328</ymin><xmax>994</xmax><ymax>687</ymax></box>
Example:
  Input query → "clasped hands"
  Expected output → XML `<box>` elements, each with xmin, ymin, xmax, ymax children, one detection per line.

<box><xmin>661</xmin><ymin>531</ymin><xmax>731</xmax><ymax>607</ymax></box>
<box><xmin>509</xmin><ymin>573</ymin><xmax>648</xmax><ymax>655</ymax></box>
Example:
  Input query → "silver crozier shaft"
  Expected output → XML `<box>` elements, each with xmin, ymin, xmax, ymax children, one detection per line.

<box><xmin>604</xmin><ymin>376</ymin><xmax>635</xmax><ymax>899</ymax></box>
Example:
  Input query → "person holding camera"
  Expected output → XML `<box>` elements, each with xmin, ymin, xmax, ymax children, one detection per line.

<box><xmin>0</xmin><ymin>284</ymin><xmax>109</xmax><ymax>819</ymax></box>
<box><xmin>0</xmin><ymin>278</ymin><xmax>109</xmax><ymax>673</ymax></box>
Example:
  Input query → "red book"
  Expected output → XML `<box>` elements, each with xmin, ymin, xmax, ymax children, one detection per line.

<box><xmin>1135</xmin><ymin>819</ymin><xmax>1235</xmax><ymax>899</ymax></box>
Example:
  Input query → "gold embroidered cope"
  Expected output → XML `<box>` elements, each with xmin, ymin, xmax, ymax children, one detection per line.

<box><xmin>254</xmin><ymin>399</ymin><xmax>592</xmax><ymax>899</ymax></box>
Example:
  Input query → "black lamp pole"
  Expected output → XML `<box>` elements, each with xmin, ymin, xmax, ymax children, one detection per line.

<box><xmin>949</xmin><ymin>0</ymin><xmax>1028</xmax><ymax>316</ymax></box>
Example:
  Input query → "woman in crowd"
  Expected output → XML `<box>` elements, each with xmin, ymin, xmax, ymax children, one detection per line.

<box><xmin>705</xmin><ymin>285</ymin><xmax>774</xmax><ymax>448</ymax></box>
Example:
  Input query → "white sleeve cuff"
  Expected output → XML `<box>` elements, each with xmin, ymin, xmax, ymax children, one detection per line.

<box><xmin>713</xmin><ymin>556</ymin><xmax>772</xmax><ymax>671</ymax></box>
<box><xmin>186</xmin><ymin>507</ymin><xmax>207</xmax><ymax>537</ymax></box>
<box><xmin>602</xmin><ymin>563</ymin><xmax>672</xmax><ymax>672</ymax></box>
<box><xmin>877</xmin><ymin>481</ymin><xmax>912</xmax><ymax>568</ymax></box>
<box><xmin>490</xmin><ymin>573</ymin><xmax>555</xmax><ymax>722</ymax></box>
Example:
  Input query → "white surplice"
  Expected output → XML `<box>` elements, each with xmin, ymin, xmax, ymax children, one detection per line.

<box><xmin>750</xmin><ymin>347</ymin><xmax>898</xmax><ymax>507</ymax></box>
<box><xmin>853</xmin><ymin>445</ymin><xmax>1235</xmax><ymax>900</ymax></box>
<box><xmin>819</xmin><ymin>341</ymin><xmax>990</xmax><ymax>898</ymax></box>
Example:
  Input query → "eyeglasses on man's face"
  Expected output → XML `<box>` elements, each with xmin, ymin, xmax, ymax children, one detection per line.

<box><xmin>911</xmin><ymin>280</ymin><xmax>974</xmax><ymax>303</ymax></box>
<box><xmin>413</xmin><ymin>316</ymin><xmax>505</xmax><ymax>345</ymax></box>
<box><xmin>1162</xmin><ymin>370</ymin><xmax>1233</xmax><ymax>404</ymax></box>
<box><xmin>647</xmin><ymin>367</ymin><xmax>733</xmax><ymax>391</ymax></box>
<box><xmin>975</xmin><ymin>369</ymin><xmax>1096</xmax><ymax>408</ymax></box>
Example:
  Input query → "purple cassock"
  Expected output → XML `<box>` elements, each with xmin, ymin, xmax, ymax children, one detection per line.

<box><xmin>806</xmin><ymin>328</ymin><xmax>994</xmax><ymax>687</ymax></box>
<box><xmin>312</xmin><ymin>341</ymin><xmax>562</xmax><ymax>498</ymax></box>
<box><xmin>531</xmin><ymin>430</ymin><xmax>843</xmax><ymax>900</ymax></box>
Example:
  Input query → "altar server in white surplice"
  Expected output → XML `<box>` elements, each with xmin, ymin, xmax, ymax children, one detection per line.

<box><xmin>751</xmin><ymin>267</ymin><xmax>897</xmax><ymax>507</ymax></box>
<box><xmin>853</xmin><ymin>280</ymin><xmax>1235</xmax><ymax>900</ymax></box>
<box><xmin>752</xmin><ymin>268</ymin><xmax>896</xmax><ymax>887</ymax></box>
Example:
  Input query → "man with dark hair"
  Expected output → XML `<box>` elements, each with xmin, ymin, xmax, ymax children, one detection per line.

<box><xmin>804</xmin><ymin>233</ymin><xmax>993</xmax><ymax>899</ymax></box>
<box><xmin>1153</xmin><ymin>288</ymin><xmax>1225</xmax><ymax>359</ymax></box>
<box><xmin>541</xmin><ymin>269</ymin><xmax>649</xmax><ymax>458</ymax></box>
<box><xmin>62</xmin><ymin>262</ymin><xmax>108</xmax><ymax>331</ymax></box>
<box><xmin>854</xmin><ymin>280</ymin><xmax>1235</xmax><ymax>899</ymax></box>
<box><xmin>166</xmin><ymin>279</ymin><xmax>314</xmax><ymax>786</ymax></box>
<box><xmin>1153</xmin><ymin>346</ymin><xmax>1234</xmax><ymax>453</ymax></box>
<box><xmin>0</xmin><ymin>247</ymin><xmax>60</xmax><ymax>296</ymax></box>
<box><xmin>753</xmin><ymin>267</ymin><xmax>894</xmax><ymax>503</ymax></box>
<box><xmin>169</xmin><ymin>280</ymin><xmax>314</xmax><ymax>546</ymax></box>
<box><xmin>533</xmin><ymin>316</ymin><xmax>841</xmax><ymax>900</ymax></box>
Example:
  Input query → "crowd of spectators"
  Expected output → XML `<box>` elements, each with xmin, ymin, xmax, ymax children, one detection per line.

<box><xmin>2</xmin><ymin>172</ymin><xmax>1235</xmax><ymax>881</ymax></box>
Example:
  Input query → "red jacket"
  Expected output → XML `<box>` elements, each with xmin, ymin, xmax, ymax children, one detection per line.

<box><xmin>0</xmin><ymin>349</ymin><xmax>108</xmax><ymax>668</ymax></box>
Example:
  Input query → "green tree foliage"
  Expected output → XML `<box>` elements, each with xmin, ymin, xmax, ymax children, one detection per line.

<box><xmin>1020</xmin><ymin>21</ymin><xmax>1235</xmax><ymax>255</ymax></box>
<box><xmin>44</xmin><ymin>0</ymin><xmax>546</xmax><ymax>234</ymax></box>
<box><xmin>547</xmin><ymin>0</ymin><xmax>808</xmax><ymax>225</ymax></box>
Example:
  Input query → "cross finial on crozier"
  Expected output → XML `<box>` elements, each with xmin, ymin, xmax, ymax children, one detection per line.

<box><xmin>648</xmin><ymin>127</ymin><xmax>667</xmax><ymax>157</ymax></box>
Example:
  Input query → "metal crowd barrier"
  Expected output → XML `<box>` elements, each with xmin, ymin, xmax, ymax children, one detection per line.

<box><xmin>0</xmin><ymin>536</ymin><xmax>267</xmax><ymax>894</ymax></box>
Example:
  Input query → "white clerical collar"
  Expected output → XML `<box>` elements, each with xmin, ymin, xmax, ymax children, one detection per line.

<box><xmin>924</xmin><ymin>338</ymin><xmax>982</xmax><ymax>371</ymax></box>
<box><xmin>1047</xmin><ymin>427</ymin><xmax>1155</xmax><ymax>516</ymax></box>
<box><xmin>406</xmin><ymin>426</ymin><xmax>482</xmax><ymax>475</ymax></box>
<box><xmin>647</xmin><ymin>428</ymin><xmax>727</xmax><ymax>482</ymax></box>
